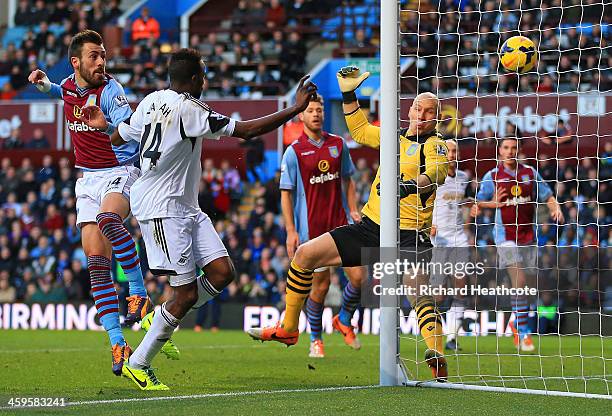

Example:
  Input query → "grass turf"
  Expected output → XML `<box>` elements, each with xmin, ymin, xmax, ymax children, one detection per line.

<box><xmin>0</xmin><ymin>329</ymin><xmax>609</xmax><ymax>415</ymax></box>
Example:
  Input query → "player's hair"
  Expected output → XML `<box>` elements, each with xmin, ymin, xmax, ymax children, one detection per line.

<box><xmin>303</xmin><ymin>93</ymin><xmax>324</xmax><ymax>109</ymax></box>
<box><xmin>68</xmin><ymin>30</ymin><xmax>103</xmax><ymax>59</ymax></box>
<box><xmin>498</xmin><ymin>136</ymin><xmax>519</xmax><ymax>148</ymax></box>
<box><xmin>445</xmin><ymin>138</ymin><xmax>458</xmax><ymax>147</ymax></box>
<box><xmin>168</xmin><ymin>48</ymin><xmax>204</xmax><ymax>84</ymax></box>
<box><xmin>311</xmin><ymin>94</ymin><xmax>324</xmax><ymax>105</ymax></box>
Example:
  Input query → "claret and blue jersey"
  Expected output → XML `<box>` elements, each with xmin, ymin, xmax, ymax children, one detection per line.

<box><xmin>477</xmin><ymin>163</ymin><xmax>553</xmax><ymax>245</ymax></box>
<box><xmin>280</xmin><ymin>132</ymin><xmax>355</xmax><ymax>243</ymax></box>
<box><xmin>47</xmin><ymin>73</ymin><xmax>138</xmax><ymax>170</ymax></box>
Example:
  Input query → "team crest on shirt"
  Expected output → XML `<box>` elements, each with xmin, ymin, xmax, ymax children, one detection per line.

<box><xmin>521</xmin><ymin>175</ymin><xmax>530</xmax><ymax>182</ymax></box>
<box><xmin>86</xmin><ymin>94</ymin><xmax>97</xmax><ymax>107</ymax></box>
<box><xmin>406</xmin><ymin>143</ymin><xmax>418</xmax><ymax>155</ymax></box>
<box><xmin>328</xmin><ymin>146</ymin><xmax>339</xmax><ymax>158</ymax></box>
<box><xmin>73</xmin><ymin>105</ymin><xmax>83</xmax><ymax>118</ymax></box>
<box><xmin>436</xmin><ymin>144</ymin><xmax>447</xmax><ymax>156</ymax></box>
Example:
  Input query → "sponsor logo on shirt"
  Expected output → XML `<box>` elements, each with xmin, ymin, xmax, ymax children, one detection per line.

<box><xmin>73</xmin><ymin>105</ymin><xmax>83</xmax><ymax>118</ymax></box>
<box><xmin>310</xmin><ymin>171</ymin><xmax>340</xmax><ymax>185</ymax></box>
<box><xmin>67</xmin><ymin>120</ymin><xmax>97</xmax><ymax>132</ymax></box>
<box><xmin>318</xmin><ymin>159</ymin><xmax>330</xmax><ymax>173</ymax></box>
<box><xmin>505</xmin><ymin>195</ymin><xmax>532</xmax><ymax>206</ymax></box>
<box><xmin>511</xmin><ymin>185</ymin><xmax>522</xmax><ymax>197</ymax></box>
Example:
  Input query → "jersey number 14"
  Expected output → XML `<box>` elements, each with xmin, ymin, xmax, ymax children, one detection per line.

<box><xmin>141</xmin><ymin>122</ymin><xmax>162</xmax><ymax>168</ymax></box>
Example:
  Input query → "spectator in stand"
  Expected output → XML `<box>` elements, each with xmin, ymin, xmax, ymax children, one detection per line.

<box><xmin>248</xmin><ymin>1</ymin><xmax>267</xmax><ymax>27</ymax></box>
<box><xmin>131</xmin><ymin>7</ymin><xmax>160</xmax><ymax>44</ymax></box>
<box><xmin>537</xmin><ymin>75</ymin><xmax>556</xmax><ymax>93</ymax></box>
<box><xmin>0</xmin><ymin>272</ymin><xmax>16</xmax><ymax>303</ymax></box>
<box><xmin>0</xmin><ymin>83</ymin><xmax>17</xmax><ymax>101</ymax></box>
<box><xmin>251</xmin><ymin>63</ymin><xmax>279</xmax><ymax>95</ymax></box>
<box><xmin>199</xmin><ymin>33</ymin><xmax>218</xmax><ymax>57</ymax></box>
<box><xmin>14</xmin><ymin>0</ymin><xmax>34</xmax><ymax>27</ymax></box>
<box><xmin>266</xmin><ymin>0</ymin><xmax>287</xmax><ymax>28</ymax></box>
<box><xmin>2</xmin><ymin>128</ymin><xmax>24</xmax><ymax>149</ymax></box>
<box><xmin>27</xmin><ymin>128</ymin><xmax>50</xmax><ymax>149</ymax></box>
<box><xmin>105</xmin><ymin>0</ymin><xmax>123</xmax><ymax>24</ymax></box>
<box><xmin>280</xmin><ymin>32</ymin><xmax>306</xmax><ymax>86</ymax></box>
<box><xmin>346</xmin><ymin>29</ymin><xmax>374</xmax><ymax>57</ymax></box>
<box><xmin>232</xmin><ymin>0</ymin><xmax>250</xmax><ymax>28</ymax></box>
<box><xmin>540</xmin><ymin>119</ymin><xmax>573</xmax><ymax>145</ymax></box>
<box><xmin>286</xmin><ymin>0</ymin><xmax>312</xmax><ymax>25</ymax></box>
<box><xmin>30</xmin><ymin>0</ymin><xmax>49</xmax><ymax>25</ymax></box>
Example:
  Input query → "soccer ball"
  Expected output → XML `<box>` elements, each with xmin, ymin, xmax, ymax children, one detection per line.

<box><xmin>499</xmin><ymin>36</ymin><xmax>538</xmax><ymax>74</ymax></box>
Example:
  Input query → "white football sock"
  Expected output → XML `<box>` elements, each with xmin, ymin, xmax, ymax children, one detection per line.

<box><xmin>192</xmin><ymin>275</ymin><xmax>221</xmax><ymax>309</ymax></box>
<box><xmin>129</xmin><ymin>303</ymin><xmax>178</xmax><ymax>369</ymax></box>
<box><xmin>447</xmin><ymin>299</ymin><xmax>465</xmax><ymax>341</ymax></box>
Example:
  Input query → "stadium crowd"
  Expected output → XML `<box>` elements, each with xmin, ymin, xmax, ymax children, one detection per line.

<box><xmin>0</xmin><ymin>0</ymin><xmax>341</xmax><ymax>100</ymax></box>
<box><xmin>0</xmin><ymin>145</ymin><xmax>609</xmax><ymax>313</ymax></box>
<box><xmin>404</xmin><ymin>0</ymin><xmax>611</xmax><ymax>94</ymax></box>
<box><xmin>1</xmin><ymin>0</ymin><xmax>610</xmax><ymax>100</ymax></box>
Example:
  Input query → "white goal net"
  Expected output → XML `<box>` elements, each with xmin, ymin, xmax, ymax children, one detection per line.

<box><xmin>379</xmin><ymin>0</ymin><xmax>611</xmax><ymax>399</ymax></box>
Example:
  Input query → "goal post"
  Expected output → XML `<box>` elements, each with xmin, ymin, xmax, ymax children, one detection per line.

<box><xmin>378</xmin><ymin>0</ymin><xmax>612</xmax><ymax>399</ymax></box>
<box><xmin>379</xmin><ymin>0</ymin><xmax>402</xmax><ymax>387</ymax></box>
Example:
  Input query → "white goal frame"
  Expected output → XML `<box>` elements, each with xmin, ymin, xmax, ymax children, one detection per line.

<box><xmin>377</xmin><ymin>0</ymin><xmax>611</xmax><ymax>400</ymax></box>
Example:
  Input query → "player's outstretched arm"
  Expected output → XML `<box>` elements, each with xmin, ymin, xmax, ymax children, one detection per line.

<box><xmin>232</xmin><ymin>75</ymin><xmax>317</xmax><ymax>140</ymax></box>
<box><xmin>28</xmin><ymin>69</ymin><xmax>62</xmax><ymax>98</ymax></box>
<box><xmin>337</xmin><ymin>66</ymin><xmax>380</xmax><ymax>149</ymax></box>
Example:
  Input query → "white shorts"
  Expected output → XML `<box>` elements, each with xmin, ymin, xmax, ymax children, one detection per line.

<box><xmin>139</xmin><ymin>211</ymin><xmax>229</xmax><ymax>287</ymax></box>
<box><xmin>497</xmin><ymin>241</ymin><xmax>538</xmax><ymax>270</ymax></box>
<box><xmin>430</xmin><ymin>246</ymin><xmax>472</xmax><ymax>288</ymax></box>
<box><xmin>75</xmin><ymin>165</ymin><xmax>140</xmax><ymax>226</ymax></box>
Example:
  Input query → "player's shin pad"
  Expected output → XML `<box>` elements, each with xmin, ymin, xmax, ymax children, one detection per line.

<box><xmin>282</xmin><ymin>261</ymin><xmax>314</xmax><ymax>332</ymax></box>
<box><xmin>414</xmin><ymin>296</ymin><xmax>445</xmax><ymax>354</ymax></box>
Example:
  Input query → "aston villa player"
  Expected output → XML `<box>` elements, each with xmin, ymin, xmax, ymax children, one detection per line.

<box><xmin>472</xmin><ymin>137</ymin><xmax>564</xmax><ymax>352</ymax></box>
<box><xmin>276</xmin><ymin>94</ymin><xmax>365</xmax><ymax>358</ymax></box>
<box><xmin>27</xmin><ymin>30</ymin><xmax>177</xmax><ymax>375</ymax></box>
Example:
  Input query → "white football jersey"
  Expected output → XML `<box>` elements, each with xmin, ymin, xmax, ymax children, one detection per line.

<box><xmin>432</xmin><ymin>169</ymin><xmax>472</xmax><ymax>247</ymax></box>
<box><xmin>118</xmin><ymin>90</ymin><xmax>235</xmax><ymax>220</ymax></box>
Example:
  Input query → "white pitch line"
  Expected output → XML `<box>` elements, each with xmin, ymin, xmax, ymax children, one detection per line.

<box><xmin>0</xmin><ymin>342</ymin><xmax>378</xmax><ymax>354</ymax></box>
<box><xmin>0</xmin><ymin>385</ymin><xmax>379</xmax><ymax>410</ymax></box>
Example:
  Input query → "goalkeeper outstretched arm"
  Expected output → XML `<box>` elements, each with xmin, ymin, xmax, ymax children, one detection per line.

<box><xmin>337</xmin><ymin>66</ymin><xmax>445</xmax><ymax>197</ymax></box>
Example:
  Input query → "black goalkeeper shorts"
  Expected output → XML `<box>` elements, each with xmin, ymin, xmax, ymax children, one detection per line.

<box><xmin>329</xmin><ymin>216</ymin><xmax>433</xmax><ymax>267</ymax></box>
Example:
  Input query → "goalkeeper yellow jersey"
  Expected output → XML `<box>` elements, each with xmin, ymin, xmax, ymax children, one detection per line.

<box><xmin>344</xmin><ymin>108</ymin><xmax>449</xmax><ymax>231</ymax></box>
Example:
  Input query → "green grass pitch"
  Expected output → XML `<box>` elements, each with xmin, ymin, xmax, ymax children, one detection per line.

<box><xmin>0</xmin><ymin>329</ymin><xmax>609</xmax><ymax>415</ymax></box>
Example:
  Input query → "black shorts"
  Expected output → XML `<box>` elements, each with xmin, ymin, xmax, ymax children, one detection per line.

<box><xmin>329</xmin><ymin>216</ymin><xmax>433</xmax><ymax>267</ymax></box>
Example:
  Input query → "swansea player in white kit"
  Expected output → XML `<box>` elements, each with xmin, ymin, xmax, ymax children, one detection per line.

<box><xmin>83</xmin><ymin>48</ymin><xmax>318</xmax><ymax>390</ymax></box>
<box><xmin>430</xmin><ymin>139</ymin><xmax>473</xmax><ymax>351</ymax></box>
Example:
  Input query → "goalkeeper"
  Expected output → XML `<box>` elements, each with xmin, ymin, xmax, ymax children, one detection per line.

<box><xmin>248</xmin><ymin>67</ymin><xmax>450</xmax><ymax>381</ymax></box>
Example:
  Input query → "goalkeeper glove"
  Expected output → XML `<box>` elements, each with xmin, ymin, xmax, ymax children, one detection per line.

<box><xmin>376</xmin><ymin>176</ymin><xmax>419</xmax><ymax>199</ymax></box>
<box><xmin>336</xmin><ymin>66</ymin><xmax>370</xmax><ymax>103</ymax></box>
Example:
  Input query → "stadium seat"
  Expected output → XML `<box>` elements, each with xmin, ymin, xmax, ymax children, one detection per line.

<box><xmin>2</xmin><ymin>26</ymin><xmax>28</xmax><ymax>48</ymax></box>
<box><xmin>0</xmin><ymin>75</ymin><xmax>9</xmax><ymax>89</ymax></box>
